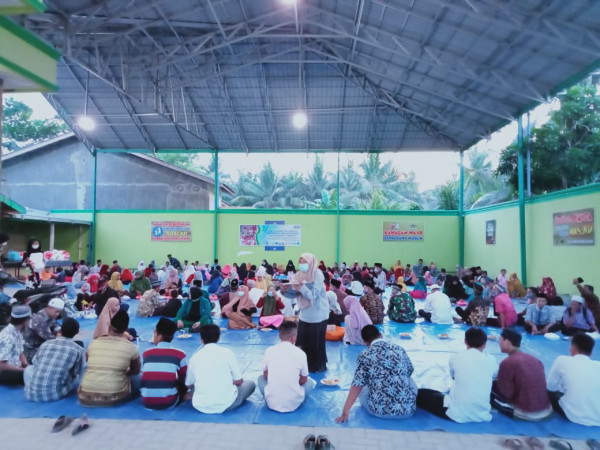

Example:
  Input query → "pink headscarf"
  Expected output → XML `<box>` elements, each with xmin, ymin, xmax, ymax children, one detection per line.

<box><xmin>344</xmin><ymin>295</ymin><xmax>372</xmax><ymax>334</ymax></box>
<box><xmin>93</xmin><ymin>297</ymin><xmax>121</xmax><ymax>339</ymax></box>
<box><xmin>291</xmin><ymin>253</ymin><xmax>317</xmax><ymax>284</ymax></box>
<box><xmin>163</xmin><ymin>268</ymin><xmax>180</xmax><ymax>288</ymax></box>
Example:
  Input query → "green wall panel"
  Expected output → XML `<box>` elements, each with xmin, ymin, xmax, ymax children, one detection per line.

<box><xmin>94</xmin><ymin>213</ymin><xmax>214</xmax><ymax>268</ymax></box>
<box><xmin>464</xmin><ymin>206</ymin><xmax>521</xmax><ymax>280</ymax></box>
<box><xmin>339</xmin><ymin>215</ymin><xmax>459</xmax><ymax>271</ymax></box>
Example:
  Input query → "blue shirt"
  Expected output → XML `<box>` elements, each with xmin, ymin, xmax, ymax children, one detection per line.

<box><xmin>562</xmin><ymin>307</ymin><xmax>595</xmax><ymax>330</ymax></box>
<box><xmin>525</xmin><ymin>304</ymin><xmax>553</xmax><ymax>326</ymax></box>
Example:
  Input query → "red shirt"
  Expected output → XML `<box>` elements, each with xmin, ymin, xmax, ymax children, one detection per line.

<box><xmin>494</xmin><ymin>293</ymin><xmax>517</xmax><ymax>327</ymax></box>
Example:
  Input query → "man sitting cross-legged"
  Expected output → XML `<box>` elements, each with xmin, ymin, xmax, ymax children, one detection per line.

<box><xmin>258</xmin><ymin>320</ymin><xmax>316</xmax><ymax>412</ymax></box>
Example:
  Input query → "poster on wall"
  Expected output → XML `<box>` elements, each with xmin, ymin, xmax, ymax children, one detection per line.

<box><xmin>151</xmin><ymin>221</ymin><xmax>192</xmax><ymax>241</ymax></box>
<box><xmin>486</xmin><ymin>220</ymin><xmax>496</xmax><ymax>245</ymax></box>
<box><xmin>240</xmin><ymin>223</ymin><xmax>302</xmax><ymax>249</ymax></box>
<box><xmin>383</xmin><ymin>221</ymin><xmax>424</xmax><ymax>241</ymax></box>
<box><xmin>553</xmin><ymin>208</ymin><xmax>594</xmax><ymax>245</ymax></box>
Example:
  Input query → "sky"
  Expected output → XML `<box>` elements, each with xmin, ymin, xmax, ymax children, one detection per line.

<box><xmin>5</xmin><ymin>92</ymin><xmax>558</xmax><ymax>192</ymax></box>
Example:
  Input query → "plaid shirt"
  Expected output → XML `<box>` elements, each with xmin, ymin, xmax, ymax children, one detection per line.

<box><xmin>24</xmin><ymin>338</ymin><xmax>85</xmax><ymax>402</ymax></box>
<box><xmin>0</xmin><ymin>324</ymin><xmax>24</xmax><ymax>367</ymax></box>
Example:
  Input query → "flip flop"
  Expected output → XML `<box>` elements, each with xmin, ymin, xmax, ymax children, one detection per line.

<box><xmin>316</xmin><ymin>435</ymin><xmax>334</xmax><ymax>450</ymax></box>
<box><xmin>303</xmin><ymin>434</ymin><xmax>316</xmax><ymax>450</ymax></box>
<box><xmin>549</xmin><ymin>441</ymin><xmax>573</xmax><ymax>450</ymax></box>
<box><xmin>587</xmin><ymin>439</ymin><xmax>600</xmax><ymax>450</ymax></box>
<box><xmin>71</xmin><ymin>414</ymin><xmax>90</xmax><ymax>436</ymax></box>
<box><xmin>51</xmin><ymin>415</ymin><xmax>73</xmax><ymax>433</ymax></box>
<box><xmin>504</xmin><ymin>439</ymin><xmax>526</xmax><ymax>450</ymax></box>
<box><xmin>525</xmin><ymin>437</ymin><xmax>545</xmax><ymax>450</ymax></box>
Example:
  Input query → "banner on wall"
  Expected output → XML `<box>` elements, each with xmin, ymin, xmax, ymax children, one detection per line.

<box><xmin>553</xmin><ymin>208</ymin><xmax>594</xmax><ymax>245</ymax></box>
<box><xmin>486</xmin><ymin>220</ymin><xmax>496</xmax><ymax>245</ymax></box>
<box><xmin>151</xmin><ymin>221</ymin><xmax>192</xmax><ymax>241</ymax></box>
<box><xmin>383</xmin><ymin>221</ymin><xmax>424</xmax><ymax>241</ymax></box>
<box><xmin>240</xmin><ymin>223</ymin><xmax>302</xmax><ymax>249</ymax></box>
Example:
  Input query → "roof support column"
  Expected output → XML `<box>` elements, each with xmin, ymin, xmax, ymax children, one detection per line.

<box><xmin>336</xmin><ymin>151</ymin><xmax>341</xmax><ymax>265</ymax></box>
<box><xmin>517</xmin><ymin>116</ymin><xmax>528</xmax><ymax>286</ymax></box>
<box><xmin>458</xmin><ymin>150</ymin><xmax>464</xmax><ymax>268</ymax></box>
<box><xmin>213</xmin><ymin>150</ymin><xmax>219</xmax><ymax>261</ymax></box>
<box><xmin>49</xmin><ymin>222</ymin><xmax>55</xmax><ymax>252</ymax></box>
<box><xmin>90</xmin><ymin>149</ymin><xmax>97</xmax><ymax>263</ymax></box>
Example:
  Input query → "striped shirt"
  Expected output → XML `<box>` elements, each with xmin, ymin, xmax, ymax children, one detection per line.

<box><xmin>141</xmin><ymin>342</ymin><xmax>187</xmax><ymax>410</ymax></box>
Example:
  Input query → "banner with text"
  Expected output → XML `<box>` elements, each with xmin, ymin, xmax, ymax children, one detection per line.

<box><xmin>151</xmin><ymin>221</ymin><xmax>192</xmax><ymax>242</ymax></box>
<box><xmin>383</xmin><ymin>221</ymin><xmax>424</xmax><ymax>241</ymax></box>
<box><xmin>553</xmin><ymin>208</ymin><xmax>594</xmax><ymax>245</ymax></box>
<box><xmin>240</xmin><ymin>224</ymin><xmax>302</xmax><ymax>247</ymax></box>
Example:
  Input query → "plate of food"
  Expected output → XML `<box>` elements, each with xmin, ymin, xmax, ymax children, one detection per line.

<box><xmin>487</xmin><ymin>335</ymin><xmax>498</xmax><ymax>341</ymax></box>
<box><xmin>544</xmin><ymin>333</ymin><xmax>560</xmax><ymax>341</ymax></box>
<box><xmin>177</xmin><ymin>334</ymin><xmax>192</xmax><ymax>339</ymax></box>
<box><xmin>220</xmin><ymin>327</ymin><xmax>227</xmax><ymax>331</ymax></box>
<box><xmin>400</xmin><ymin>333</ymin><xmax>412</xmax><ymax>339</ymax></box>
<box><xmin>320</xmin><ymin>378</ymin><xmax>340</xmax><ymax>387</ymax></box>
<box><xmin>438</xmin><ymin>333</ymin><xmax>450</xmax><ymax>340</ymax></box>
<box><xmin>260</xmin><ymin>328</ymin><xmax>272</xmax><ymax>332</ymax></box>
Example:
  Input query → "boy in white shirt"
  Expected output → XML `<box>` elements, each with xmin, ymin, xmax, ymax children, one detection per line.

<box><xmin>258</xmin><ymin>321</ymin><xmax>316</xmax><ymax>412</ymax></box>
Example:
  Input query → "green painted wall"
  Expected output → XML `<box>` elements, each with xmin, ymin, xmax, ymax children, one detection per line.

<box><xmin>94</xmin><ymin>212</ymin><xmax>214</xmax><ymax>268</ymax></box>
<box><xmin>339</xmin><ymin>214</ymin><xmax>459</xmax><ymax>271</ymax></box>
<box><xmin>217</xmin><ymin>212</ymin><xmax>337</xmax><ymax>266</ymax></box>
<box><xmin>464</xmin><ymin>204</ymin><xmax>521</xmax><ymax>280</ymax></box>
<box><xmin>526</xmin><ymin>190</ymin><xmax>599</xmax><ymax>294</ymax></box>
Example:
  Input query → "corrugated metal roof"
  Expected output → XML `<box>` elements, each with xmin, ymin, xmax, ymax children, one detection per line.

<box><xmin>15</xmin><ymin>0</ymin><xmax>600</xmax><ymax>152</ymax></box>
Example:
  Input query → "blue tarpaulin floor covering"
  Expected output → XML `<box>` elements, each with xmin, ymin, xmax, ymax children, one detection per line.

<box><xmin>2</xmin><ymin>295</ymin><xmax>599</xmax><ymax>440</ymax></box>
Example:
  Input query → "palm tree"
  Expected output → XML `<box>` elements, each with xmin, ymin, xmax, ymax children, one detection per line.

<box><xmin>295</xmin><ymin>156</ymin><xmax>333</xmax><ymax>202</ymax></box>
<box><xmin>229</xmin><ymin>163</ymin><xmax>283</xmax><ymax>208</ymax></box>
<box><xmin>437</xmin><ymin>178</ymin><xmax>459</xmax><ymax>210</ymax></box>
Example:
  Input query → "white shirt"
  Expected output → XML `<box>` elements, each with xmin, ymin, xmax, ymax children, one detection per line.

<box><xmin>262</xmin><ymin>341</ymin><xmax>309</xmax><ymax>412</ymax></box>
<box><xmin>374</xmin><ymin>271</ymin><xmax>387</xmax><ymax>291</ymax></box>
<box><xmin>444</xmin><ymin>348</ymin><xmax>498</xmax><ymax>422</ymax></box>
<box><xmin>423</xmin><ymin>290</ymin><xmax>454</xmax><ymax>324</ymax></box>
<box><xmin>547</xmin><ymin>354</ymin><xmax>600</xmax><ymax>426</ymax></box>
<box><xmin>185</xmin><ymin>343</ymin><xmax>241</xmax><ymax>414</ymax></box>
<box><xmin>90</xmin><ymin>264</ymin><xmax>101</xmax><ymax>274</ymax></box>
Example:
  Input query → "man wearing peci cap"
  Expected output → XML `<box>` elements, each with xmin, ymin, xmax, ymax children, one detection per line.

<box><xmin>491</xmin><ymin>329</ymin><xmax>553</xmax><ymax>420</ymax></box>
<box><xmin>373</xmin><ymin>263</ymin><xmax>387</xmax><ymax>293</ymax></box>
<box><xmin>141</xmin><ymin>318</ymin><xmax>188</xmax><ymax>410</ymax></box>
<box><xmin>560</xmin><ymin>295</ymin><xmax>598</xmax><ymax>336</ymax></box>
<box><xmin>0</xmin><ymin>305</ymin><xmax>31</xmax><ymax>385</ymax></box>
<box><xmin>359</xmin><ymin>280</ymin><xmax>385</xmax><ymax>325</ymax></box>
<box><xmin>23</xmin><ymin>298</ymin><xmax>64</xmax><ymax>364</ymax></box>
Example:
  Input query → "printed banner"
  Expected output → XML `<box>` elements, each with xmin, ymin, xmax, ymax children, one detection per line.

<box><xmin>553</xmin><ymin>208</ymin><xmax>594</xmax><ymax>245</ymax></box>
<box><xmin>383</xmin><ymin>221</ymin><xmax>424</xmax><ymax>241</ymax></box>
<box><xmin>151</xmin><ymin>221</ymin><xmax>192</xmax><ymax>242</ymax></box>
<box><xmin>240</xmin><ymin>224</ymin><xmax>302</xmax><ymax>247</ymax></box>
<box><xmin>486</xmin><ymin>220</ymin><xmax>496</xmax><ymax>245</ymax></box>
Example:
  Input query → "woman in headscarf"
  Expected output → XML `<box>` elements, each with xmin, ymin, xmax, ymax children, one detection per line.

<box><xmin>128</xmin><ymin>270</ymin><xmax>151</xmax><ymax>298</ymax></box>
<box><xmin>423</xmin><ymin>271</ymin><xmax>434</xmax><ymax>286</ymax></box>
<box><xmin>283</xmin><ymin>253</ymin><xmax>329</xmax><ymax>373</ymax></box>
<box><xmin>360</xmin><ymin>280</ymin><xmax>385</xmax><ymax>324</ymax></box>
<box><xmin>162</xmin><ymin>268</ymin><xmax>181</xmax><ymax>291</ymax></box>
<box><xmin>409</xmin><ymin>275</ymin><xmax>428</xmax><ymax>299</ymax></box>
<box><xmin>99</xmin><ymin>264</ymin><xmax>110</xmax><ymax>277</ymax></box>
<box><xmin>507</xmin><ymin>272</ymin><xmax>527</xmax><ymax>298</ymax></box>
<box><xmin>207</xmin><ymin>269</ymin><xmax>223</xmax><ymax>294</ymax></box>
<box><xmin>392</xmin><ymin>260</ymin><xmax>404</xmax><ymax>282</ymax></box>
<box><xmin>94</xmin><ymin>275</ymin><xmax>120</xmax><ymax>315</ymax></box>
<box><xmin>120</xmin><ymin>268</ymin><xmax>134</xmax><ymax>284</ymax></box>
<box><xmin>318</xmin><ymin>260</ymin><xmax>327</xmax><ymax>272</ymax></box>
<box><xmin>221</xmin><ymin>282</ymin><xmax>257</xmax><ymax>329</ymax></box>
<box><xmin>254</xmin><ymin>266</ymin><xmax>270</xmax><ymax>292</ymax></box>
<box><xmin>444</xmin><ymin>275</ymin><xmax>467</xmax><ymax>301</ymax></box>
<box><xmin>343</xmin><ymin>296</ymin><xmax>372</xmax><ymax>345</ymax></box>
<box><xmin>137</xmin><ymin>260</ymin><xmax>145</xmax><ymax>272</ymax></box>
<box><xmin>237</xmin><ymin>262</ymin><xmax>248</xmax><ymax>282</ymax></box>
<box><xmin>71</xmin><ymin>264</ymin><xmax>89</xmax><ymax>287</ymax></box>
<box><xmin>285</xmin><ymin>260</ymin><xmax>296</xmax><ymax>274</ymax></box>
<box><xmin>93</xmin><ymin>297</ymin><xmax>121</xmax><ymax>339</ymax></box>
<box><xmin>174</xmin><ymin>286</ymin><xmax>212</xmax><ymax>330</ymax></box>
<box><xmin>108</xmin><ymin>271</ymin><xmax>127</xmax><ymax>296</ymax></box>
<box><xmin>326</xmin><ymin>290</ymin><xmax>343</xmax><ymax>326</ymax></box>
<box><xmin>539</xmin><ymin>277</ymin><xmax>557</xmax><ymax>299</ymax></box>
<box><xmin>257</xmin><ymin>285</ymin><xmax>285</xmax><ymax>328</ymax></box>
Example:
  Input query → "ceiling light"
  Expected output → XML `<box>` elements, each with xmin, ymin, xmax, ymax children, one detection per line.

<box><xmin>282</xmin><ymin>0</ymin><xmax>297</xmax><ymax>4</ymax></box>
<box><xmin>77</xmin><ymin>116</ymin><xmax>96</xmax><ymax>131</ymax></box>
<box><xmin>292</xmin><ymin>111</ymin><xmax>307</xmax><ymax>129</ymax></box>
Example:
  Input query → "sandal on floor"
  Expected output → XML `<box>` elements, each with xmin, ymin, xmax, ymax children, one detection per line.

<box><xmin>503</xmin><ymin>439</ymin><xmax>526</xmax><ymax>450</ymax></box>
<box><xmin>549</xmin><ymin>441</ymin><xmax>573</xmax><ymax>450</ymax></box>
<box><xmin>71</xmin><ymin>414</ymin><xmax>90</xmax><ymax>436</ymax></box>
<box><xmin>587</xmin><ymin>440</ymin><xmax>600</xmax><ymax>450</ymax></box>
<box><xmin>316</xmin><ymin>435</ymin><xmax>334</xmax><ymax>450</ymax></box>
<box><xmin>303</xmin><ymin>434</ymin><xmax>316</xmax><ymax>450</ymax></box>
<box><xmin>525</xmin><ymin>437</ymin><xmax>545</xmax><ymax>450</ymax></box>
<box><xmin>51</xmin><ymin>415</ymin><xmax>74</xmax><ymax>433</ymax></box>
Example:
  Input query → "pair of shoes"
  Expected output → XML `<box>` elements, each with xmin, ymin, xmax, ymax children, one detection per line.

<box><xmin>549</xmin><ymin>440</ymin><xmax>572</xmax><ymax>450</ymax></box>
<box><xmin>303</xmin><ymin>434</ymin><xmax>334</xmax><ymax>450</ymax></box>
<box><xmin>51</xmin><ymin>414</ymin><xmax>89</xmax><ymax>436</ymax></box>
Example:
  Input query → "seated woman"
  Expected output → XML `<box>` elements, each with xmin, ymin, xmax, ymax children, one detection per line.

<box><xmin>108</xmin><ymin>272</ymin><xmax>127</xmax><ymax>297</ymax></box>
<box><xmin>388</xmin><ymin>282</ymin><xmax>416</xmax><ymax>323</ymax></box>
<box><xmin>162</xmin><ymin>268</ymin><xmax>182</xmax><ymax>292</ymax></box>
<box><xmin>326</xmin><ymin>290</ymin><xmax>343</xmax><ymax>326</ymax></box>
<box><xmin>507</xmin><ymin>272</ymin><xmax>526</xmax><ymax>298</ymax></box>
<box><xmin>257</xmin><ymin>285</ymin><xmax>285</xmax><ymax>328</ymax></box>
<box><xmin>343</xmin><ymin>296</ymin><xmax>372</xmax><ymax>345</ymax></box>
<box><xmin>409</xmin><ymin>275</ymin><xmax>428</xmax><ymax>300</ymax></box>
<box><xmin>207</xmin><ymin>269</ymin><xmax>223</xmax><ymax>294</ymax></box>
<box><xmin>221</xmin><ymin>283</ymin><xmax>257</xmax><ymax>330</ymax></box>
<box><xmin>75</xmin><ymin>283</ymin><xmax>95</xmax><ymax>311</ymax></box>
<box><xmin>174</xmin><ymin>286</ymin><xmax>212</xmax><ymax>331</ymax></box>
<box><xmin>128</xmin><ymin>270</ymin><xmax>151</xmax><ymax>298</ymax></box>
<box><xmin>423</xmin><ymin>271</ymin><xmax>434</xmax><ymax>286</ymax></box>
<box><xmin>444</xmin><ymin>275</ymin><xmax>467</xmax><ymax>302</ymax></box>
<box><xmin>93</xmin><ymin>297</ymin><xmax>134</xmax><ymax>341</ymax></box>
<box><xmin>120</xmin><ymin>268</ymin><xmax>134</xmax><ymax>284</ymax></box>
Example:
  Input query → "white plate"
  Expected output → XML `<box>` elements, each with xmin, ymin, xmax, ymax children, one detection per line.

<box><xmin>320</xmin><ymin>379</ymin><xmax>339</xmax><ymax>387</ymax></box>
<box><xmin>544</xmin><ymin>333</ymin><xmax>560</xmax><ymax>341</ymax></box>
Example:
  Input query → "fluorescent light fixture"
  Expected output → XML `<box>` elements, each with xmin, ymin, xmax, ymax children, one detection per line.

<box><xmin>77</xmin><ymin>116</ymin><xmax>96</xmax><ymax>131</ymax></box>
<box><xmin>292</xmin><ymin>111</ymin><xmax>307</xmax><ymax>129</ymax></box>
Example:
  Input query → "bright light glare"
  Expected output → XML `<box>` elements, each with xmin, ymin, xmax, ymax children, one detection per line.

<box><xmin>77</xmin><ymin>116</ymin><xmax>96</xmax><ymax>131</ymax></box>
<box><xmin>292</xmin><ymin>111</ymin><xmax>307</xmax><ymax>129</ymax></box>
<box><xmin>281</xmin><ymin>0</ymin><xmax>297</xmax><ymax>4</ymax></box>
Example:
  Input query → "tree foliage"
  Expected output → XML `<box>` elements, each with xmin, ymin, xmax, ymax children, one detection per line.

<box><xmin>2</xmin><ymin>99</ymin><xmax>69</xmax><ymax>151</ymax></box>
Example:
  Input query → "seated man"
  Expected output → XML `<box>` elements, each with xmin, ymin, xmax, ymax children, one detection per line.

<box><xmin>487</xmin><ymin>286</ymin><xmax>517</xmax><ymax>329</ymax></box>
<box><xmin>335</xmin><ymin>325</ymin><xmax>416</xmax><ymax>422</ymax></box>
<box><xmin>0</xmin><ymin>305</ymin><xmax>31</xmax><ymax>385</ymax></box>
<box><xmin>78</xmin><ymin>310</ymin><xmax>141</xmax><ymax>406</ymax></box>
<box><xmin>547</xmin><ymin>332</ymin><xmax>600</xmax><ymax>426</ymax></box>
<box><xmin>128</xmin><ymin>270</ymin><xmax>151</xmax><ymax>298</ymax></box>
<box><xmin>417</xmin><ymin>327</ymin><xmax>498</xmax><ymax>422</ymax></box>
<box><xmin>137</xmin><ymin>280</ymin><xmax>162</xmax><ymax>318</ymax></box>
<box><xmin>491</xmin><ymin>329</ymin><xmax>553</xmax><ymax>420</ymax></box>
<box><xmin>359</xmin><ymin>281</ymin><xmax>384</xmax><ymax>325</ymax></box>
<box><xmin>141</xmin><ymin>318</ymin><xmax>187</xmax><ymax>410</ymax></box>
<box><xmin>560</xmin><ymin>296</ymin><xmax>598</xmax><ymax>336</ymax></box>
<box><xmin>418</xmin><ymin>284</ymin><xmax>453</xmax><ymax>324</ymax></box>
<box><xmin>387</xmin><ymin>282</ymin><xmax>416</xmax><ymax>323</ymax></box>
<box><xmin>455</xmin><ymin>284</ymin><xmax>489</xmax><ymax>326</ymax></box>
<box><xmin>24</xmin><ymin>318</ymin><xmax>85</xmax><ymax>402</ymax></box>
<box><xmin>524</xmin><ymin>293</ymin><xmax>560</xmax><ymax>334</ymax></box>
<box><xmin>258</xmin><ymin>321</ymin><xmax>316</xmax><ymax>412</ymax></box>
<box><xmin>23</xmin><ymin>298</ymin><xmax>64</xmax><ymax>364</ymax></box>
<box><xmin>186</xmin><ymin>324</ymin><xmax>255</xmax><ymax>414</ymax></box>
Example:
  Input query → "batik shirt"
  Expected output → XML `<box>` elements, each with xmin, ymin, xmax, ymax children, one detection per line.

<box><xmin>464</xmin><ymin>296</ymin><xmax>490</xmax><ymax>326</ymax></box>
<box><xmin>360</xmin><ymin>292</ymin><xmax>385</xmax><ymax>324</ymax></box>
<box><xmin>352</xmin><ymin>339</ymin><xmax>416</xmax><ymax>416</ymax></box>
<box><xmin>388</xmin><ymin>293</ymin><xmax>416</xmax><ymax>323</ymax></box>
<box><xmin>0</xmin><ymin>324</ymin><xmax>24</xmax><ymax>367</ymax></box>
